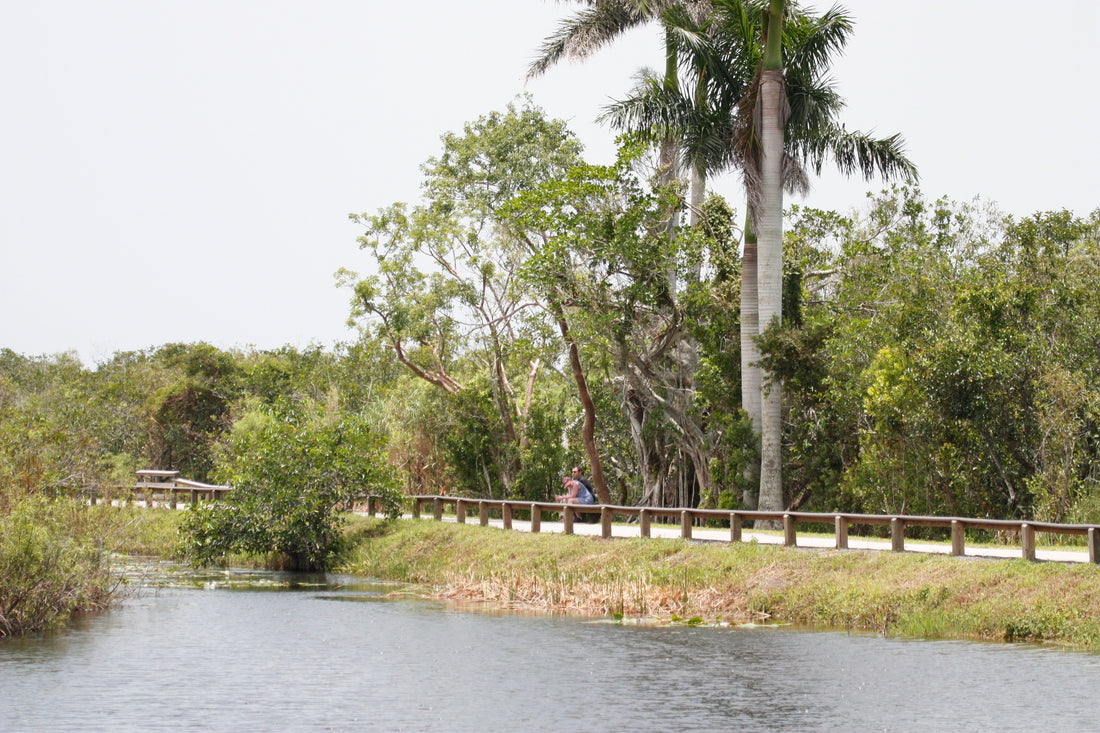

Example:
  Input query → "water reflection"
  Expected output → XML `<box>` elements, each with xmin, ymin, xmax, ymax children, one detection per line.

<box><xmin>2</xmin><ymin>562</ymin><xmax>1099</xmax><ymax>732</ymax></box>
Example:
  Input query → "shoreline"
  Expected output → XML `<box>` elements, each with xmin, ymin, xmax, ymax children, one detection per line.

<box><xmin>340</xmin><ymin>517</ymin><xmax>1100</xmax><ymax>651</ymax></box>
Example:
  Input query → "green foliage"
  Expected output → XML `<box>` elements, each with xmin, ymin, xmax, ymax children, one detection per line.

<box><xmin>0</xmin><ymin>495</ymin><xmax>114</xmax><ymax>637</ymax></box>
<box><xmin>759</xmin><ymin>188</ymin><xmax>1100</xmax><ymax>519</ymax></box>
<box><xmin>146</xmin><ymin>378</ymin><xmax>229</xmax><ymax>482</ymax></box>
<box><xmin>439</xmin><ymin>380</ymin><xmax>510</xmax><ymax>497</ymax></box>
<box><xmin>0</xmin><ymin>350</ymin><xmax>140</xmax><ymax>493</ymax></box>
<box><xmin>180</xmin><ymin>406</ymin><xmax>401</xmax><ymax>571</ymax></box>
<box><xmin>342</xmin><ymin>100</ymin><xmax>587</xmax><ymax>496</ymax></box>
<box><xmin>515</xmin><ymin>392</ymin><xmax>574</xmax><ymax>502</ymax></box>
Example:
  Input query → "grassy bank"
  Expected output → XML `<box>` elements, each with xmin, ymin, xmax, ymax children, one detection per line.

<box><xmin>340</xmin><ymin>517</ymin><xmax>1100</xmax><ymax>651</ymax></box>
<box><xmin>48</xmin><ymin>509</ymin><xmax>1100</xmax><ymax>651</ymax></box>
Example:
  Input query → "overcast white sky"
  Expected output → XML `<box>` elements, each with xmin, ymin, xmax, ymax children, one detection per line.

<box><xmin>2</xmin><ymin>1</ymin><xmax>1098</xmax><ymax>365</ymax></box>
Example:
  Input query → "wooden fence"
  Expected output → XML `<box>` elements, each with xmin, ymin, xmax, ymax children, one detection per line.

<box><xmin>84</xmin><ymin>470</ymin><xmax>232</xmax><ymax>508</ymax></box>
<box><xmin>373</xmin><ymin>495</ymin><xmax>1100</xmax><ymax>565</ymax></box>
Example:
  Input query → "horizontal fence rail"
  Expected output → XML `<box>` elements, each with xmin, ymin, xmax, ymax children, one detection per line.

<box><xmin>80</xmin><ymin>480</ymin><xmax>233</xmax><ymax>508</ymax></box>
<box><xmin>368</xmin><ymin>495</ymin><xmax>1100</xmax><ymax>565</ymax></box>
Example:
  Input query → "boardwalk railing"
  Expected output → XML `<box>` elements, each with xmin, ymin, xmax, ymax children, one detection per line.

<box><xmin>84</xmin><ymin>470</ymin><xmax>232</xmax><ymax>508</ymax></box>
<box><xmin>379</xmin><ymin>495</ymin><xmax>1100</xmax><ymax>565</ymax></box>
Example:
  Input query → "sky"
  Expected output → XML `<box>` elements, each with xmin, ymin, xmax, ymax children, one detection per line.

<box><xmin>2</xmin><ymin>1</ymin><xmax>1098</xmax><ymax>366</ymax></box>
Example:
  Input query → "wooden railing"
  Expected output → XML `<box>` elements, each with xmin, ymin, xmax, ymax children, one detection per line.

<box><xmin>84</xmin><ymin>473</ymin><xmax>232</xmax><ymax>508</ymax></box>
<box><xmin>381</xmin><ymin>495</ymin><xmax>1100</xmax><ymax>565</ymax></box>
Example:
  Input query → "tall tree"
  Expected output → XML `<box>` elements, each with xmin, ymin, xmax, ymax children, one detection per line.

<box><xmin>604</xmin><ymin>0</ymin><xmax>916</xmax><ymax>509</ymax></box>
<box><xmin>754</xmin><ymin>0</ymin><xmax>787</xmax><ymax>512</ymax></box>
<box><xmin>503</xmin><ymin>152</ymin><xmax>717</xmax><ymax>506</ymax></box>
<box><xmin>738</xmin><ymin>0</ymin><xmax>917</xmax><ymax>510</ymax></box>
<box><xmin>532</xmin><ymin>1</ymin><xmax>721</xmax><ymax>507</ymax></box>
<box><xmin>343</xmin><ymin>104</ymin><xmax>582</xmax><ymax>496</ymax></box>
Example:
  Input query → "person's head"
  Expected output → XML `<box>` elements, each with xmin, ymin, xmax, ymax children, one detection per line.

<box><xmin>571</xmin><ymin>466</ymin><xmax>583</xmax><ymax>478</ymax></box>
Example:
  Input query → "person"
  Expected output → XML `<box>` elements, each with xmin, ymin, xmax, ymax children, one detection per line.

<box><xmin>555</xmin><ymin>477</ymin><xmax>594</xmax><ymax>505</ymax></box>
<box><xmin>570</xmin><ymin>466</ymin><xmax>596</xmax><ymax>502</ymax></box>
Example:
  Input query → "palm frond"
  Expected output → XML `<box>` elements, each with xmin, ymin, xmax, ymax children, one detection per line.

<box><xmin>783</xmin><ymin>4</ymin><xmax>853</xmax><ymax>78</ymax></box>
<box><xmin>793</xmin><ymin>125</ymin><xmax>918</xmax><ymax>182</ymax></box>
<box><xmin>528</xmin><ymin>1</ymin><xmax>717</xmax><ymax>79</ymax></box>
<box><xmin>527</xmin><ymin>1</ymin><xmax>647</xmax><ymax>79</ymax></box>
<box><xmin>601</xmin><ymin>68</ymin><xmax>740</xmax><ymax>177</ymax></box>
<box><xmin>600</xmin><ymin>70</ymin><xmax>692</xmax><ymax>139</ymax></box>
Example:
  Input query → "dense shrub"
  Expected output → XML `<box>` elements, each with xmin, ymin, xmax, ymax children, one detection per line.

<box><xmin>0</xmin><ymin>495</ymin><xmax>115</xmax><ymax>637</ymax></box>
<box><xmin>181</xmin><ymin>408</ymin><xmax>401</xmax><ymax>571</ymax></box>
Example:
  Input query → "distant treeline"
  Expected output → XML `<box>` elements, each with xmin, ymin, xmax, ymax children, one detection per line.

<box><xmin>3</xmin><ymin>190</ymin><xmax>1099</xmax><ymax>525</ymax></box>
<box><xmin>3</xmin><ymin>104</ymin><xmax>1099</xmax><ymax>524</ymax></box>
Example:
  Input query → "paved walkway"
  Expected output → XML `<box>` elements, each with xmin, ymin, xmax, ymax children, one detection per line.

<box><xmin>411</xmin><ymin>514</ymin><xmax>1093</xmax><ymax>565</ymax></box>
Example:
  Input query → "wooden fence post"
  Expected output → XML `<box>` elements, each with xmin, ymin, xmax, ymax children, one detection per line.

<box><xmin>502</xmin><ymin>502</ymin><xmax>512</xmax><ymax>530</ymax></box>
<box><xmin>891</xmin><ymin>518</ymin><xmax>905</xmax><ymax>552</ymax></box>
<box><xmin>640</xmin><ymin>508</ymin><xmax>651</xmax><ymax>538</ymax></box>
<box><xmin>783</xmin><ymin>514</ymin><xmax>797</xmax><ymax>547</ymax></box>
<box><xmin>1090</xmin><ymin>527</ymin><xmax>1099</xmax><ymax>565</ymax></box>
<box><xmin>601</xmin><ymin>506</ymin><xmax>612</xmax><ymax>539</ymax></box>
<box><xmin>479</xmin><ymin>501</ymin><xmax>489</xmax><ymax>527</ymax></box>
<box><xmin>1021</xmin><ymin>523</ymin><xmax>1036</xmax><ymax>562</ymax></box>
<box><xmin>681</xmin><ymin>510</ymin><xmax>693</xmax><ymax>540</ymax></box>
<box><xmin>834</xmin><ymin>515</ymin><xmax>848</xmax><ymax>550</ymax></box>
<box><xmin>433</xmin><ymin>498</ymin><xmax>443</xmax><ymax>521</ymax></box>
<box><xmin>951</xmin><ymin>520</ymin><xmax>965</xmax><ymax>556</ymax></box>
<box><xmin>564</xmin><ymin>506</ymin><xmax>575</xmax><ymax>535</ymax></box>
<box><xmin>730</xmin><ymin>513</ymin><xmax>742</xmax><ymax>543</ymax></box>
<box><xmin>530</xmin><ymin>503</ymin><xmax>541</xmax><ymax>533</ymax></box>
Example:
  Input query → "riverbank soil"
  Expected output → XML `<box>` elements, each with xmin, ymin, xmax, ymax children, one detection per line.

<box><xmin>340</xmin><ymin>518</ymin><xmax>1100</xmax><ymax>651</ymax></box>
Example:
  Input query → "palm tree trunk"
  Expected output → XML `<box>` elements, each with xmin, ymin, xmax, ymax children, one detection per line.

<box><xmin>740</xmin><ymin>211</ymin><xmax>761</xmax><ymax>509</ymax></box>
<box><xmin>660</xmin><ymin>26</ymin><xmax>681</xmax><ymax>296</ymax></box>
<box><xmin>689</xmin><ymin>164</ymin><xmax>706</xmax><ymax>227</ymax></box>
<box><xmin>756</xmin><ymin>0</ymin><xmax>785</xmax><ymax>514</ymax></box>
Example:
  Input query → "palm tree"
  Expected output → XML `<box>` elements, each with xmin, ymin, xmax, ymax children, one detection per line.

<box><xmin>602</xmin><ymin>0</ymin><xmax>917</xmax><ymax>510</ymax></box>
<box><xmin>742</xmin><ymin>0</ymin><xmax>916</xmax><ymax>511</ymax></box>
<box><xmin>754</xmin><ymin>0</ymin><xmax>787</xmax><ymax>513</ymax></box>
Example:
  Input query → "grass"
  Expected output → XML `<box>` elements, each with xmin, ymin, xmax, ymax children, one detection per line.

<box><xmin>339</xmin><ymin>516</ymin><xmax>1100</xmax><ymax>651</ymax></box>
<box><xmin>0</xmin><ymin>496</ymin><xmax>143</xmax><ymax>637</ymax></box>
<box><xmin>96</xmin><ymin>505</ymin><xmax>188</xmax><ymax>558</ymax></box>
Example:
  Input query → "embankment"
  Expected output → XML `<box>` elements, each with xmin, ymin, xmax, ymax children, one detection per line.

<box><xmin>341</xmin><ymin>517</ymin><xmax>1100</xmax><ymax>650</ymax></box>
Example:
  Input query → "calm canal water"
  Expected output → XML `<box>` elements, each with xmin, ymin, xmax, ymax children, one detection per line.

<box><xmin>2</xmin><ymin>563</ymin><xmax>1100</xmax><ymax>732</ymax></box>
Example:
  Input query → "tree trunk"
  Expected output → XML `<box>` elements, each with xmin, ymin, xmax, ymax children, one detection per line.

<box><xmin>689</xmin><ymin>164</ymin><xmax>706</xmax><ymax>228</ymax></box>
<box><xmin>518</xmin><ymin>358</ymin><xmax>540</xmax><ymax>455</ymax></box>
<box><xmin>660</xmin><ymin>26</ymin><xmax>681</xmax><ymax>296</ymax></box>
<box><xmin>622</xmin><ymin>379</ymin><xmax>667</xmax><ymax>507</ymax></box>
<box><xmin>756</xmin><ymin>2</ymin><xmax>786</xmax><ymax>515</ymax></box>
<box><xmin>489</xmin><ymin>348</ymin><xmax>520</xmax><ymax>496</ymax></box>
<box><xmin>555</xmin><ymin>309</ymin><xmax>611</xmax><ymax>504</ymax></box>
<box><xmin>740</xmin><ymin>213</ymin><xmax>761</xmax><ymax>509</ymax></box>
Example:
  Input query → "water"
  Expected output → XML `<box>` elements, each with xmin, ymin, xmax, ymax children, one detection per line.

<box><xmin>3</xmin><ymin>564</ymin><xmax>1100</xmax><ymax>732</ymax></box>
